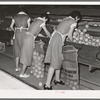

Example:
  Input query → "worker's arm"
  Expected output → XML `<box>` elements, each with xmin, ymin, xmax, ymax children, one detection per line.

<box><xmin>40</xmin><ymin>22</ymin><xmax>51</xmax><ymax>38</ymax></box>
<box><xmin>68</xmin><ymin>23</ymin><xmax>77</xmax><ymax>41</ymax></box>
<box><xmin>27</xmin><ymin>18</ymin><xmax>31</xmax><ymax>28</ymax></box>
<box><xmin>10</xmin><ymin>19</ymin><xmax>15</xmax><ymax>31</ymax></box>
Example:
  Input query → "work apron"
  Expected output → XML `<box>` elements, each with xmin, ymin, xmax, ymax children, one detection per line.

<box><xmin>44</xmin><ymin>30</ymin><xmax>67</xmax><ymax>69</ymax></box>
<box><xmin>20</xmin><ymin>32</ymin><xmax>36</xmax><ymax>66</ymax></box>
<box><xmin>14</xmin><ymin>27</ymin><xmax>28</xmax><ymax>57</ymax></box>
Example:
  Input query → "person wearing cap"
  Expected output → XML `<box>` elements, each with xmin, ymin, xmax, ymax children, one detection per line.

<box><xmin>19</xmin><ymin>14</ymin><xmax>50</xmax><ymax>78</ymax></box>
<box><xmin>44</xmin><ymin>10</ymin><xmax>82</xmax><ymax>90</ymax></box>
<box><xmin>10</xmin><ymin>11</ymin><xmax>31</xmax><ymax>73</ymax></box>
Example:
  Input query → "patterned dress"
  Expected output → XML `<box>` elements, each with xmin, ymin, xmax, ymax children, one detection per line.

<box><xmin>44</xmin><ymin>31</ymin><xmax>64</xmax><ymax>69</ymax></box>
<box><xmin>13</xmin><ymin>14</ymin><xmax>30</xmax><ymax>58</ymax></box>
<box><xmin>44</xmin><ymin>16</ymin><xmax>77</xmax><ymax>69</ymax></box>
<box><xmin>20</xmin><ymin>17</ymin><xmax>47</xmax><ymax>66</ymax></box>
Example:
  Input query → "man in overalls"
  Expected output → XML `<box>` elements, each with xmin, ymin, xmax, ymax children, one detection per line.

<box><xmin>19</xmin><ymin>14</ymin><xmax>50</xmax><ymax>78</ymax></box>
<box><xmin>44</xmin><ymin>10</ymin><xmax>82</xmax><ymax>90</ymax></box>
<box><xmin>10</xmin><ymin>11</ymin><xmax>31</xmax><ymax>74</ymax></box>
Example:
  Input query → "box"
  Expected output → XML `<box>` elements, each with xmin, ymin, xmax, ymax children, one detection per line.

<box><xmin>62</xmin><ymin>45</ymin><xmax>78</xmax><ymax>62</ymax></box>
<box><xmin>62</xmin><ymin>45</ymin><xmax>79</xmax><ymax>90</ymax></box>
<box><xmin>63</xmin><ymin>60</ymin><xmax>78</xmax><ymax>80</ymax></box>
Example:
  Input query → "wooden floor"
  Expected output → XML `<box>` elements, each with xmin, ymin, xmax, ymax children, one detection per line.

<box><xmin>1</xmin><ymin>45</ymin><xmax>100</xmax><ymax>90</ymax></box>
<box><xmin>0</xmin><ymin>70</ymin><xmax>35</xmax><ymax>90</ymax></box>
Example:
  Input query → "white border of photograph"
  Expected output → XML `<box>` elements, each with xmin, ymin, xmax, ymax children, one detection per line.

<box><xmin>0</xmin><ymin>1</ymin><xmax>100</xmax><ymax>98</ymax></box>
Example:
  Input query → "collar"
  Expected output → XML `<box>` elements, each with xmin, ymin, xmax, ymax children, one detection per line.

<box><xmin>37</xmin><ymin>17</ymin><xmax>46</xmax><ymax>22</ymax></box>
<box><xmin>69</xmin><ymin>16</ymin><xmax>75</xmax><ymax>20</ymax></box>
<box><xmin>18</xmin><ymin>11</ymin><xmax>27</xmax><ymax>15</ymax></box>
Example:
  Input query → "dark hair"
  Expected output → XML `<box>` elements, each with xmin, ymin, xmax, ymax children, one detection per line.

<box><xmin>40</xmin><ymin>13</ymin><xmax>49</xmax><ymax>19</ymax></box>
<box><xmin>70</xmin><ymin>10</ymin><xmax>82</xmax><ymax>20</ymax></box>
<box><xmin>16</xmin><ymin>6</ymin><xmax>29</xmax><ymax>15</ymax></box>
<box><xmin>40</xmin><ymin>13</ymin><xmax>50</xmax><ymax>24</ymax></box>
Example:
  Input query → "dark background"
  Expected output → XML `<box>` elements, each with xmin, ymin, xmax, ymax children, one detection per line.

<box><xmin>1</xmin><ymin>5</ymin><xmax>100</xmax><ymax>17</ymax></box>
<box><xmin>0</xmin><ymin>5</ymin><xmax>100</xmax><ymax>29</ymax></box>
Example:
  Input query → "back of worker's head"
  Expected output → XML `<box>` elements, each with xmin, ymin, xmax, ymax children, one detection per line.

<box><xmin>16</xmin><ymin>7</ymin><xmax>28</xmax><ymax>15</ymax></box>
<box><xmin>70</xmin><ymin>10</ymin><xmax>82</xmax><ymax>21</ymax></box>
<box><xmin>40</xmin><ymin>13</ymin><xmax>50</xmax><ymax>24</ymax></box>
<box><xmin>40</xmin><ymin>13</ymin><xmax>49</xmax><ymax>19</ymax></box>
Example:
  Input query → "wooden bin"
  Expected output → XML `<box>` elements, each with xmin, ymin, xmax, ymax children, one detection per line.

<box><xmin>62</xmin><ymin>45</ymin><xmax>79</xmax><ymax>90</ymax></box>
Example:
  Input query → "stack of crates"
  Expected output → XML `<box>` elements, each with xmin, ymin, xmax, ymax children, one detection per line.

<box><xmin>62</xmin><ymin>45</ymin><xmax>79</xmax><ymax>90</ymax></box>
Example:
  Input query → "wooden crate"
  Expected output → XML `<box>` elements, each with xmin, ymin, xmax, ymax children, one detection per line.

<box><xmin>62</xmin><ymin>45</ymin><xmax>79</xmax><ymax>90</ymax></box>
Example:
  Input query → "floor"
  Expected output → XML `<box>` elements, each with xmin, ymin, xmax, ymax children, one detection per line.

<box><xmin>0</xmin><ymin>70</ymin><xmax>34</xmax><ymax>90</ymax></box>
<box><xmin>0</xmin><ymin>45</ymin><xmax>100</xmax><ymax>90</ymax></box>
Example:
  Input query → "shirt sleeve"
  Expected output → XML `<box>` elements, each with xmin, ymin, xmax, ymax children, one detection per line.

<box><xmin>70</xmin><ymin>23</ymin><xmax>77</xmax><ymax>28</ymax></box>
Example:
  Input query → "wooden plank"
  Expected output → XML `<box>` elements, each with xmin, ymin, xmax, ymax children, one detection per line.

<box><xmin>80</xmin><ymin>77</ymin><xmax>100</xmax><ymax>90</ymax></box>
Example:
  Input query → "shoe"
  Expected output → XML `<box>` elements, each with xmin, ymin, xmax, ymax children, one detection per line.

<box><xmin>19</xmin><ymin>74</ymin><xmax>30</xmax><ymax>78</ymax></box>
<box><xmin>15</xmin><ymin>68</ymin><xmax>21</xmax><ymax>72</ymax></box>
<box><xmin>54</xmin><ymin>80</ymin><xmax>65</xmax><ymax>85</ymax></box>
<box><xmin>43</xmin><ymin>84</ymin><xmax>52</xmax><ymax>90</ymax></box>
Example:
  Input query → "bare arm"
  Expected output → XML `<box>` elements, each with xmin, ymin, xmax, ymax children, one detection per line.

<box><xmin>68</xmin><ymin>23</ymin><xmax>77</xmax><ymax>41</ymax></box>
<box><xmin>41</xmin><ymin>23</ymin><xmax>51</xmax><ymax>38</ymax></box>
<box><xmin>10</xmin><ymin>19</ymin><xmax>15</xmax><ymax>30</ymax></box>
<box><xmin>27</xmin><ymin>18</ymin><xmax>31</xmax><ymax>28</ymax></box>
<box><xmin>10</xmin><ymin>19</ymin><xmax>15</xmax><ymax>39</ymax></box>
